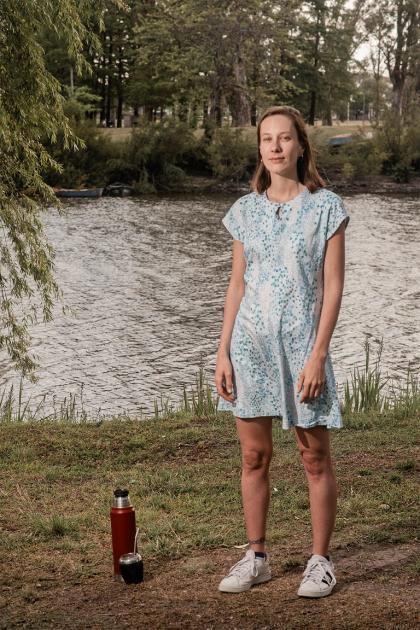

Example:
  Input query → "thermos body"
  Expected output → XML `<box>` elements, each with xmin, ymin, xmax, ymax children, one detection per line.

<box><xmin>110</xmin><ymin>489</ymin><xmax>137</xmax><ymax>578</ymax></box>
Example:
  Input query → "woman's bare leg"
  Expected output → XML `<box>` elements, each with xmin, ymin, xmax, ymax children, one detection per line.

<box><xmin>294</xmin><ymin>425</ymin><xmax>338</xmax><ymax>557</ymax></box>
<box><xmin>235</xmin><ymin>416</ymin><xmax>273</xmax><ymax>553</ymax></box>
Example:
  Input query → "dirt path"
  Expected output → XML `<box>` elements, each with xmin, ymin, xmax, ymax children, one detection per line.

<box><xmin>2</xmin><ymin>542</ymin><xmax>418</xmax><ymax>629</ymax></box>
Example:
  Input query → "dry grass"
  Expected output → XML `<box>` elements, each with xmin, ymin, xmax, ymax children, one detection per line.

<box><xmin>0</xmin><ymin>408</ymin><xmax>418</xmax><ymax>628</ymax></box>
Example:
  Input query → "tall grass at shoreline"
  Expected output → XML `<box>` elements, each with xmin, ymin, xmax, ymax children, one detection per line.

<box><xmin>0</xmin><ymin>337</ymin><xmax>418</xmax><ymax>424</ymax></box>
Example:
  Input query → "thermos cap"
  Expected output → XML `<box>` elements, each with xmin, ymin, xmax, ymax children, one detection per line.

<box><xmin>112</xmin><ymin>488</ymin><xmax>132</xmax><ymax>508</ymax></box>
<box><xmin>114</xmin><ymin>489</ymin><xmax>129</xmax><ymax>498</ymax></box>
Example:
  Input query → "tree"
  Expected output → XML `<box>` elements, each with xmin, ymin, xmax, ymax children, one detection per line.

<box><xmin>364</xmin><ymin>0</ymin><xmax>420</xmax><ymax>117</ymax></box>
<box><xmin>0</xmin><ymin>0</ymin><xmax>125</xmax><ymax>380</ymax></box>
<box><xmin>129</xmin><ymin>0</ymin><xmax>306</xmax><ymax>127</ymax></box>
<box><xmin>364</xmin><ymin>3</ymin><xmax>393</xmax><ymax>122</ymax></box>
<box><xmin>300</xmin><ymin>0</ymin><xmax>365</xmax><ymax>125</ymax></box>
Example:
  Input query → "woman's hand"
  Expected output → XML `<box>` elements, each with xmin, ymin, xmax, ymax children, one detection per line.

<box><xmin>297</xmin><ymin>354</ymin><xmax>326</xmax><ymax>403</ymax></box>
<box><xmin>215</xmin><ymin>352</ymin><xmax>236</xmax><ymax>402</ymax></box>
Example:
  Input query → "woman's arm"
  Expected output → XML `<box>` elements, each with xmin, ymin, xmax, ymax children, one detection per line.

<box><xmin>215</xmin><ymin>240</ymin><xmax>246</xmax><ymax>401</ymax></box>
<box><xmin>311</xmin><ymin>222</ymin><xmax>346</xmax><ymax>360</ymax></box>
<box><xmin>217</xmin><ymin>240</ymin><xmax>246</xmax><ymax>357</ymax></box>
<box><xmin>297</xmin><ymin>222</ymin><xmax>346</xmax><ymax>402</ymax></box>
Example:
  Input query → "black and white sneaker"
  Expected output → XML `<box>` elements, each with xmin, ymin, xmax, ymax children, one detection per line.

<box><xmin>297</xmin><ymin>554</ymin><xmax>337</xmax><ymax>598</ymax></box>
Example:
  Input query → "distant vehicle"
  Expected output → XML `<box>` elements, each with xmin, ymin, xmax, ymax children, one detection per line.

<box><xmin>328</xmin><ymin>134</ymin><xmax>353</xmax><ymax>148</ymax></box>
<box><xmin>54</xmin><ymin>187</ymin><xmax>104</xmax><ymax>198</ymax></box>
<box><xmin>103</xmin><ymin>182</ymin><xmax>135</xmax><ymax>197</ymax></box>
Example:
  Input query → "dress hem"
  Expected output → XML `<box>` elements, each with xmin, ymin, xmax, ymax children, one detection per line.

<box><xmin>216</xmin><ymin>408</ymin><xmax>343</xmax><ymax>430</ymax></box>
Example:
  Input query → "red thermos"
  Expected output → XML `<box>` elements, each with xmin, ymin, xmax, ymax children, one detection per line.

<box><xmin>110</xmin><ymin>488</ymin><xmax>137</xmax><ymax>580</ymax></box>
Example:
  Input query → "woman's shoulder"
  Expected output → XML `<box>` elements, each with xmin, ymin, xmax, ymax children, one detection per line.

<box><xmin>310</xmin><ymin>187</ymin><xmax>343</xmax><ymax>205</ymax></box>
<box><xmin>226</xmin><ymin>192</ymin><xmax>260</xmax><ymax>215</ymax></box>
<box><xmin>235</xmin><ymin>191</ymin><xmax>260</xmax><ymax>205</ymax></box>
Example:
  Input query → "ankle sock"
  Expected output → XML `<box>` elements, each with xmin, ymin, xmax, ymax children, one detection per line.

<box><xmin>312</xmin><ymin>554</ymin><xmax>330</xmax><ymax>561</ymax></box>
<box><xmin>254</xmin><ymin>551</ymin><xmax>266</xmax><ymax>559</ymax></box>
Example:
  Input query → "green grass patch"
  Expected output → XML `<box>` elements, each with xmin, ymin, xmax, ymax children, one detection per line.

<box><xmin>0</xmin><ymin>407</ymin><xmax>418</xmax><ymax>573</ymax></box>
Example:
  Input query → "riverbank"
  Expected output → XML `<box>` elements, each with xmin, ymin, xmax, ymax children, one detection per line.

<box><xmin>1</xmin><ymin>409</ymin><xmax>418</xmax><ymax>628</ymax></box>
<box><xmin>187</xmin><ymin>174</ymin><xmax>420</xmax><ymax>196</ymax></box>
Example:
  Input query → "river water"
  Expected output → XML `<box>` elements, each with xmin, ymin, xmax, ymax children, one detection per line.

<box><xmin>0</xmin><ymin>191</ymin><xmax>418</xmax><ymax>419</ymax></box>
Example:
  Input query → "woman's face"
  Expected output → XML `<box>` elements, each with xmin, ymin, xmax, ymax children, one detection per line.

<box><xmin>259</xmin><ymin>114</ymin><xmax>304</xmax><ymax>178</ymax></box>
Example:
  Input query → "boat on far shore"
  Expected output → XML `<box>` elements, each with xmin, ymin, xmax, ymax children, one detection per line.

<box><xmin>54</xmin><ymin>187</ymin><xmax>104</xmax><ymax>198</ymax></box>
<box><xmin>328</xmin><ymin>134</ymin><xmax>354</xmax><ymax>148</ymax></box>
<box><xmin>103</xmin><ymin>182</ymin><xmax>135</xmax><ymax>197</ymax></box>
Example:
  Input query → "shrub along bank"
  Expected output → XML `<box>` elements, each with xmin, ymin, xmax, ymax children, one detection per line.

<box><xmin>42</xmin><ymin>111</ymin><xmax>420</xmax><ymax>193</ymax></box>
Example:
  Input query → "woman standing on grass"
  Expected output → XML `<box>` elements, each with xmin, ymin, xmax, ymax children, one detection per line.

<box><xmin>215</xmin><ymin>105</ymin><xmax>350</xmax><ymax>597</ymax></box>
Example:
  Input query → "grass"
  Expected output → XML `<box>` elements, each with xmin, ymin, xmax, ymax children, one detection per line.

<box><xmin>31</xmin><ymin>515</ymin><xmax>78</xmax><ymax>539</ymax></box>
<box><xmin>0</xmin><ymin>337</ymin><xmax>418</xmax><ymax>628</ymax></box>
<box><xmin>100</xmin><ymin>121</ymin><xmax>373</xmax><ymax>144</ymax></box>
<box><xmin>0</xmin><ymin>404</ymin><xmax>418</xmax><ymax>564</ymax></box>
<box><xmin>0</xmin><ymin>338</ymin><xmax>418</xmax><ymax>568</ymax></box>
<box><xmin>0</xmin><ymin>334</ymin><xmax>418</xmax><ymax>568</ymax></box>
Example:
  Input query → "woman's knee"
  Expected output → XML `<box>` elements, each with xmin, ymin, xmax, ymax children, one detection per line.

<box><xmin>242</xmin><ymin>446</ymin><xmax>272</xmax><ymax>473</ymax></box>
<box><xmin>299</xmin><ymin>446</ymin><xmax>331</xmax><ymax>477</ymax></box>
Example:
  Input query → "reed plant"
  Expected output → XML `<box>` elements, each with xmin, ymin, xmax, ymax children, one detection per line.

<box><xmin>342</xmin><ymin>336</ymin><xmax>419</xmax><ymax>419</ymax></box>
<box><xmin>0</xmin><ymin>338</ymin><xmax>418</xmax><ymax>423</ymax></box>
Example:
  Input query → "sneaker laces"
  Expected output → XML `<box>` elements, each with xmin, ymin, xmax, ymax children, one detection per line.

<box><xmin>302</xmin><ymin>558</ymin><xmax>332</xmax><ymax>585</ymax></box>
<box><xmin>228</xmin><ymin>553</ymin><xmax>259</xmax><ymax>578</ymax></box>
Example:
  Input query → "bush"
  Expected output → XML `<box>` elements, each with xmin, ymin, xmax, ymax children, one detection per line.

<box><xmin>204</xmin><ymin>127</ymin><xmax>250</xmax><ymax>182</ymax></box>
<box><xmin>342</xmin><ymin>162</ymin><xmax>355</xmax><ymax>180</ymax></box>
<box><xmin>391</xmin><ymin>162</ymin><xmax>415</xmax><ymax>183</ymax></box>
<box><xmin>43</xmin><ymin>118</ymin><xmax>199</xmax><ymax>191</ymax></box>
<box><xmin>309</xmin><ymin>126</ymin><xmax>386</xmax><ymax>180</ymax></box>
<box><xmin>43</xmin><ymin>121</ymin><xmax>116</xmax><ymax>188</ymax></box>
<box><xmin>372</xmin><ymin>108</ymin><xmax>420</xmax><ymax>176</ymax></box>
<box><xmin>126</xmin><ymin>118</ymin><xmax>197</xmax><ymax>191</ymax></box>
<box><xmin>341</xmin><ymin>131</ymin><xmax>384</xmax><ymax>178</ymax></box>
<box><xmin>155</xmin><ymin>162</ymin><xmax>190</xmax><ymax>191</ymax></box>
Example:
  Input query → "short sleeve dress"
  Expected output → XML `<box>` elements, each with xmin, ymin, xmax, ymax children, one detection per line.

<box><xmin>217</xmin><ymin>186</ymin><xmax>350</xmax><ymax>430</ymax></box>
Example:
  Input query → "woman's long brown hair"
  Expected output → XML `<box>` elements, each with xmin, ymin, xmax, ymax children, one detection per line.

<box><xmin>250</xmin><ymin>105</ymin><xmax>326</xmax><ymax>193</ymax></box>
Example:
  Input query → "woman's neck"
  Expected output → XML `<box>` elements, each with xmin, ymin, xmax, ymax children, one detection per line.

<box><xmin>266</xmin><ymin>180</ymin><xmax>304</xmax><ymax>203</ymax></box>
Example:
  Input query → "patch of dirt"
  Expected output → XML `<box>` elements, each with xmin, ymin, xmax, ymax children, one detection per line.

<box><xmin>1</xmin><ymin>542</ymin><xmax>418</xmax><ymax>629</ymax></box>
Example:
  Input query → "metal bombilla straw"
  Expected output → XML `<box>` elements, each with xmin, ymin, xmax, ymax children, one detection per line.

<box><xmin>134</xmin><ymin>527</ymin><xmax>140</xmax><ymax>554</ymax></box>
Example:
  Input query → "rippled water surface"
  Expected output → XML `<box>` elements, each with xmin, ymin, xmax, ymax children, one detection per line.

<box><xmin>0</xmin><ymin>191</ymin><xmax>418</xmax><ymax>417</ymax></box>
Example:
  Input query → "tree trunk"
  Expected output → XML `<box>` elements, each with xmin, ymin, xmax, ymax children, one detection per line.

<box><xmin>209</xmin><ymin>83</ymin><xmax>223</xmax><ymax>126</ymax></box>
<box><xmin>322</xmin><ymin>108</ymin><xmax>332</xmax><ymax>126</ymax></box>
<box><xmin>144</xmin><ymin>104</ymin><xmax>153</xmax><ymax>121</ymax></box>
<box><xmin>387</xmin><ymin>1</ymin><xmax>419</xmax><ymax>116</ymax></box>
<box><xmin>250</xmin><ymin>101</ymin><xmax>257</xmax><ymax>126</ymax></box>
<box><xmin>100</xmin><ymin>57</ymin><xmax>107</xmax><ymax>125</ymax></box>
<box><xmin>106</xmin><ymin>37</ymin><xmax>113</xmax><ymax>125</ymax></box>
<box><xmin>117</xmin><ymin>45</ymin><xmax>124</xmax><ymax>128</ymax></box>
<box><xmin>230</xmin><ymin>40</ymin><xmax>251</xmax><ymax>126</ymax></box>
<box><xmin>308</xmin><ymin>8</ymin><xmax>322</xmax><ymax>125</ymax></box>
<box><xmin>178</xmin><ymin>97</ymin><xmax>189</xmax><ymax>122</ymax></box>
<box><xmin>190</xmin><ymin>100</ymin><xmax>198</xmax><ymax>128</ymax></box>
<box><xmin>117</xmin><ymin>95</ymin><xmax>123</xmax><ymax>127</ymax></box>
<box><xmin>202</xmin><ymin>100</ymin><xmax>208</xmax><ymax>123</ymax></box>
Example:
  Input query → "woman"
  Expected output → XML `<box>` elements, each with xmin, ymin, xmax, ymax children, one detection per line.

<box><xmin>214</xmin><ymin>105</ymin><xmax>350</xmax><ymax>598</ymax></box>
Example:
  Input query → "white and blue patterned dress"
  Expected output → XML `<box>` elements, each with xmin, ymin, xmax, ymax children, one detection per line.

<box><xmin>217</xmin><ymin>186</ymin><xmax>350</xmax><ymax>430</ymax></box>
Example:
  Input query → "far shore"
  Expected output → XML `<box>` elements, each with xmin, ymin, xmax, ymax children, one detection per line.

<box><xmin>186</xmin><ymin>174</ymin><xmax>420</xmax><ymax>196</ymax></box>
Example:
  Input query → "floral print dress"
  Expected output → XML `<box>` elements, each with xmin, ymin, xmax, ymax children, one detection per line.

<box><xmin>217</xmin><ymin>186</ymin><xmax>350</xmax><ymax>430</ymax></box>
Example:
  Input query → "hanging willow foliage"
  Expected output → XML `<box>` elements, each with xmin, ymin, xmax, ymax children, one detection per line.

<box><xmin>0</xmin><ymin>0</ymin><xmax>127</xmax><ymax>380</ymax></box>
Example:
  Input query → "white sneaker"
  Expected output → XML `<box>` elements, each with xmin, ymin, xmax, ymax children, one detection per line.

<box><xmin>297</xmin><ymin>554</ymin><xmax>337</xmax><ymax>598</ymax></box>
<box><xmin>218</xmin><ymin>549</ymin><xmax>272</xmax><ymax>593</ymax></box>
